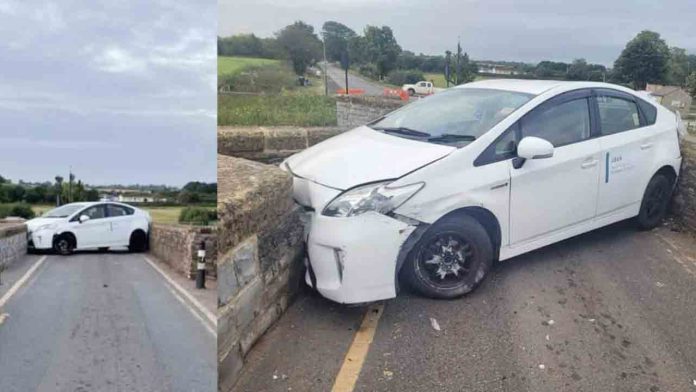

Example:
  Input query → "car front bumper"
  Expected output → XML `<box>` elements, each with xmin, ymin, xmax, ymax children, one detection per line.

<box><xmin>28</xmin><ymin>230</ymin><xmax>54</xmax><ymax>250</ymax></box>
<box><xmin>304</xmin><ymin>211</ymin><xmax>417</xmax><ymax>304</ymax></box>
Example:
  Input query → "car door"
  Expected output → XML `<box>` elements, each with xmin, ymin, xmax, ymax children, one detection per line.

<box><xmin>69</xmin><ymin>204</ymin><xmax>109</xmax><ymax>248</ymax></box>
<box><xmin>509</xmin><ymin>89</ymin><xmax>601</xmax><ymax>245</ymax></box>
<box><xmin>105</xmin><ymin>204</ymin><xmax>135</xmax><ymax>246</ymax></box>
<box><xmin>593</xmin><ymin>89</ymin><xmax>657</xmax><ymax>217</ymax></box>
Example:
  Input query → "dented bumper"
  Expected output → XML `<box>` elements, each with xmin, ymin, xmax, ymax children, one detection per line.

<box><xmin>304</xmin><ymin>211</ymin><xmax>417</xmax><ymax>304</ymax></box>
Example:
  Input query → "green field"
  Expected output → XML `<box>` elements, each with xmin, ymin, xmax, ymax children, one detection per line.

<box><xmin>218</xmin><ymin>56</ymin><xmax>279</xmax><ymax>78</ymax></box>
<box><xmin>218</xmin><ymin>94</ymin><xmax>336</xmax><ymax>126</ymax></box>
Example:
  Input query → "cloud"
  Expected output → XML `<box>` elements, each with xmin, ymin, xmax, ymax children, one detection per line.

<box><xmin>93</xmin><ymin>47</ymin><xmax>147</xmax><ymax>73</ymax></box>
<box><xmin>0</xmin><ymin>0</ymin><xmax>217</xmax><ymax>185</ymax></box>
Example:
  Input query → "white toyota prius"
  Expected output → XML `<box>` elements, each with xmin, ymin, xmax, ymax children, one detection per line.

<box><xmin>26</xmin><ymin>202</ymin><xmax>151</xmax><ymax>255</ymax></box>
<box><xmin>283</xmin><ymin>79</ymin><xmax>684</xmax><ymax>304</ymax></box>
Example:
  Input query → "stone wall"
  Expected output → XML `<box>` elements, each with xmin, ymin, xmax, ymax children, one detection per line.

<box><xmin>673</xmin><ymin>134</ymin><xmax>696</xmax><ymax>231</ymax></box>
<box><xmin>0</xmin><ymin>222</ymin><xmax>27</xmax><ymax>268</ymax></box>
<box><xmin>217</xmin><ymin>154</ymin><xmax>305</xmax><ymax>391</ymax></box>
<box><xmin>336</xmin><ymin>95</ymin><xmax>404</xmax><ymax>129</ymax></box>
<box><xmin>217</xmin><ymin>126</ymin><xmax>344</xmax><ymax>164</ymax></box>
<box><xmin>149</xmin><ymin>224</ymin><xmax>218</xmax><ymax>278</ymax></box>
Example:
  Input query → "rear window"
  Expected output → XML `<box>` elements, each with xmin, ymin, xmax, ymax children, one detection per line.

<box><xmin>637</xmin><ymin>98</ymin><xmax>657</xmax><ymax>125</ymax></box>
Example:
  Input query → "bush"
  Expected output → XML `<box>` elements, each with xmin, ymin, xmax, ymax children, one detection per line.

<box><xmin>0</xmin><ymin>203</ymin><xmax>35</xmax><ymax>219</ymax></box>
<box><xmin>386</xmin><ymin>69</ymin><xmax>425</xmax><ymax>86</ymax></box>
<box><xmin>178</xmin><ymin>207</ymin><xmax>216</xmax><ymax>226</ymax></box>
<box><xmin>358</xmin><ymin>63</ymin><xmax>379</xmax><ymax>80</ymax></box>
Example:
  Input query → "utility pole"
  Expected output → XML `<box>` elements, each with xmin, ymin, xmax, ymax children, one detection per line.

<box><xmin>68</xmin><ymin>167</ymin><xmax>74</xmax><ymax>203</ymax></box>
<box><xmin>323</xmin><ymin>39</ymin><xmax>328</xmax><ymax>96</ymax></box>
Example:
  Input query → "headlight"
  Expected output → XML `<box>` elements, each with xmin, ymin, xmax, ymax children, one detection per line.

<box><xmin>35</xmin><ymin>223</ymin><xmax>58</xmax><ymax>231</ymax></box>
<box><xmin>322</xmin><ymin>181</ymin><xmax>424</xmax><ymax>217</ymax></box>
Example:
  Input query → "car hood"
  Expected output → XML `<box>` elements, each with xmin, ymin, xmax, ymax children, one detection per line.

<box><xmin>26</xmin><ymin>217</ymin><xmax>63</xmax><ymax>231</ymax></box>
<box><xmin>284</xmin><ymin>126</ymin><xmax>455</xmax><ymax>190</ymax></box>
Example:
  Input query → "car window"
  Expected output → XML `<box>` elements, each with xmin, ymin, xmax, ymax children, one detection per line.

<box><xmin>597</xmin><ymin>96</ymin><xmax>641</xmax><ymax>135</ymax></box>
<box><xmin>106</xmin><ymin>204</ymin><xmax>133</xmax><ymax>217</ymax></box>
<box><xmin>521</xmin><ymin>98</ymin><xmax>591</xmax><ymax>147</ymax></box>
<box><xmin>637</xmin><ymin>99</ymin><xmax>657</xmax><ymax>125</ymax></box>
<box><xmin>82</xmin><ymin>205</ymin><xmax>106</xmax><ymax>220</ymax></box>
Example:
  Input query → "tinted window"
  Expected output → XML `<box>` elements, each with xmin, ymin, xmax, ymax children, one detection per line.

<box><xmin>637</xmin><ymin>99</ymin><xmax>657</xmax><ymax>125</ymax></box>
<box><xmin>82</xmin><ymin>205</ymin><xmax>106</xmax><ymax>220</ymax></box>
<box><xmin>597</xmin><ymin>96</ymin><xmax>641</xmax><ymax>135</ymax></box>
<box><xmin>474</xmin><ymin>124</ymin><xmax>518</xmax><ymax>166</ymax></box>
<box><xmin>106</xmin><ymin>204</ymin><xmax>133</xmax><ymax>217</ymax></box>
<box><xmin>521</xmin><ymin>98</ymin><xmax>591</xmax><ymax>147</ymax></box>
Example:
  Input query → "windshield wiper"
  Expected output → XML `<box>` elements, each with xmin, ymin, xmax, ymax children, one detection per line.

<box><xmin>427</xmin><ymin>134</ymin><xmax>477</xmax><ymax>143</ymax></box>
<box><xmin>373</xmin><ymin>126</ymin><xmax>431</xmax><ymax>138</ymax></box>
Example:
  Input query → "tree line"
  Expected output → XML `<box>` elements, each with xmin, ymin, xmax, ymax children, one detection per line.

<box><xmin>0</xmin><ymin>175</ymin><xmax>216</xmax><ymax>206</ymax></box>
<box><xmin>219</xmin><ymin>20</ymin><xmax>696</xmax><ymax>94</ymax></box>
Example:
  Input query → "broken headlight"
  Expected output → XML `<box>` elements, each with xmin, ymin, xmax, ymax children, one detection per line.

<box><xmin>322</xmin><ymin>181</ymin><xmax>424</xmax><ymax>217</ymax></box>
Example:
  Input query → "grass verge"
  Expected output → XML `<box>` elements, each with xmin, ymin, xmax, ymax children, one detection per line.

<box><xmin>218</xmin><ymin>95</ymin><xmax>337</xmax><ymax>126</ymax></box>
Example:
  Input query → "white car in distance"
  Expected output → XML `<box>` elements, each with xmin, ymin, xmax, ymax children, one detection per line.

<box><xmin>26</xmin><ymin>202</ymin><xmax>151</xmax><ymax>255</ymax></box>
<box><xmin>284</xmin><ymin>79</ymin><xmax>682</xmax><ymax>304</ymax></box>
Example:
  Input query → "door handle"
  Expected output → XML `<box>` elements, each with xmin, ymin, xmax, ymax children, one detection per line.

<box><xmin>581</xmin><ymin>160</ymin><xmax>598</xmax><ymax>169</ymax></box>
<box><xmin>640</xmin><ymin>143</ymin><xmax>653</xmax><ymax>150</ymax></box>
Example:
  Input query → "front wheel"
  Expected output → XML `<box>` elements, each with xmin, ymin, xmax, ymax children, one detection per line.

<box><xmin>403</xmin><ymin>215</ymin><xmax>493</xmax><ymax>299</ymax></box>
<box><xmin>407</xmin><ymin>88</ymin><xmax>415</xmax><ymax>96</ymax></box>
<box><xmin>636</xmin><ymin>174</ymin><xmax>673</xmax><ymax>230</ymax></box>
<box><xmin>53</xmin><ymin>234</ymin><xmax>74</xmax><ymax>256</ymax></box>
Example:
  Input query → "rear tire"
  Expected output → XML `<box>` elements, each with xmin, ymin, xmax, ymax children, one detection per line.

<box><xmin>408</xmin><ymin>88</ymin><xmax>415</xmax><ymax>96</ymax></box>
<box><xmin>128</xmin><ymin>230</ymin><xmax>147</xmax><ymax>253</ymax></box>
<box><xmin>403</xmin><ymin>215</ymin><xmax>493</xmax><ymax>299</ymax></box>
<box><xmin>53</xmin><ymin>234</ymin><xmax>74</xmax><ymax>256</ymax></box>
<box><xmin>636</xmin><ymin>173</ymin><xmax>673</xmax><ymax>230</ymax></box>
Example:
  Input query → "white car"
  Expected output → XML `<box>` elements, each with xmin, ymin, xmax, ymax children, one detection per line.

<box><xmin>26</xmin><ymin>202</ymin><xmax>151</xmax><ymax>255</ymax></box>
<box><xmin>284</xmin><ymin>79</ymin><xmax>682</xmax><ymax>304</ymax></box>
<box><xmin>402</xmin><ymin>80</ymin><xmax>442</xmax><ymax>96</ymax></box>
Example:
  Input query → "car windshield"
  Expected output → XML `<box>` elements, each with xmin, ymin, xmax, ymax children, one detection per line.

<box><xmin>369</xmin><ymin>88</ymin><xmax>534</xmax><ymax>145</ymax></box>
<box><xmin>42</xmin><ymin>204</ymin><xmax>87</xmax><ymax>218</ymax></box>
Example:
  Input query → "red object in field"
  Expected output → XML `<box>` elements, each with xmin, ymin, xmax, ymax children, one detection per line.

<box><xmin>336</xmin><ymin>88</ymin><xmax>365</xmax><ymax>95</ymax></box>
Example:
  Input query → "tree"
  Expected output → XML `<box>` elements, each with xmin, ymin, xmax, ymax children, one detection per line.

<box><xmin>687</xmin><ymin>71</ymin><xmax>696</xmax><ymax>98</ymax></box>
<box><xmin>667</xmin><ymin>47</ymin><xmax>691</xmax><ymax>86</ymax></box>
<box><xmin>444</xmin><ymin>42</ymin><xmax>477</xmax><ymax>86</ymax></box>
<box><xmin>567</xmin><ymin>58</ymin><xmax>590</xmax><ymax>80</ymax></box>
<box><xmin>0</xmin><ymin>175</ymin><xmax>6</xmax><ymax>184</ymax></box>
<box><xmin>321</xmin><ymin>21</ymin><xmax>356</xmax><ymax>62</ymax></box>
<box><xmin>275</xmin><ymin>21</ymin><xmax>322</xmax><ymax>76</ymax></box>
<box><xmin>362</xmin><ymin>25</ymin><xmax>401</xmax><ymax>79</ymax></box>
<box><xmin>613</xmin><ymin>31</ymin><xmax>670</xmax><ymax>90</ymax></box>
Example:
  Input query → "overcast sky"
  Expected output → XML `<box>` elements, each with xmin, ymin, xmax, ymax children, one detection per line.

<box><xmin>220</xmin><ymin>0</ymin><xmax>695</xmax><ymax>66</ymax></box>
<box><xmin>0</xmin><ymin>0</ymin><xmax>216</xmax><ymax>187</ymax></box>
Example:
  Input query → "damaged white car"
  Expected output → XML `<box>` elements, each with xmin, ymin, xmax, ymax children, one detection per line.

<box><xmin>283</xmin><ymin>79</ymin><xmax>682</xmax><ymax>304</ymax></box>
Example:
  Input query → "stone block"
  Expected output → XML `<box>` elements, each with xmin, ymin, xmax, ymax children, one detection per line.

<box><xmin>218</xmin><ymin>127</ymin><xmax>264</xmax><ymax>154</ymax></box>
<box><xmin>232</xmin><ymin>277</ymin><xmax>263</xmax><ymax>331</ymax></box>
<box><xmin>217</xmin><ymin>253</ymin><xmax>240</xmax><ymax>306</ymax></box>
<box><xmin>232</xmin><ymin>236</ymin><xmax>259</xmax><ymax>287</ymax></box>
<box><xmin>264</xmin><ymin>127</ymin><xmax>308</xmax><ymax>151</ymax></box>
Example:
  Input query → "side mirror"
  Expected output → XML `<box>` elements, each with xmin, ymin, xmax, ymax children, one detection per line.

<box><xmin>513</xmin><ymin>136</ymin><xmax>554</xmax><ymax>169</ymax></box>
<box><xmin>79</xmin><ymin>214</ymin><xmax>90</xmax><ymax>223</ymax></box>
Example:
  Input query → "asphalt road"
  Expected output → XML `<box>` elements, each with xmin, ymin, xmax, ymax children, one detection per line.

<box><xmin>0</xmin><ymin>252</ymin><xmax>215</xmax><ymax>392</ymax></box>
<box><xmin>326</xmin><ymin>63</ymin><xmax>385</xmax><ymax>96</ymax></box>
<box><xmin>234</xmin><ymin>221</ymin><xmax>696</xmax><ymax>392</ymax></box>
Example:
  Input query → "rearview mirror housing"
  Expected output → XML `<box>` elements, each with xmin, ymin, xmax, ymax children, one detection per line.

<box><xmin>513</xmin><ymin>136</ymin><xmax>554</xmax><ymax>169</ymax></box>
<box><xmin>79</xmin><ymin>214</ymin><xmax>90</xmax><ymax>223</ymax></box>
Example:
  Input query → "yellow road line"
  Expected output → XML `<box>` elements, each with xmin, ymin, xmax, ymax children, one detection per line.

<box><xmin>0</xmin><ymin>255</ymin><xmax>47</xmax><ymax>309</ymax></box>
<box><xmin>331</xmin><ymin>302</ymin><xmax>385</xmax><ymax>392</ymax></box>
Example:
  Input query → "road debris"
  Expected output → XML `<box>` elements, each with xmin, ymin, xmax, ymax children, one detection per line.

<box><xmin>539</xmin><ymin>364</ymin><xmax>546</xmax><ymax>370</ymax></box>
<box><xmin>430</xmin><ymin>317</ymin><xmax>441</xmax><ymax>331</ymax></box>
<box><xmin>656</xmin><ymin>282</ymin><xmax>665</xmax><ymax>287</ymax></box>
<box><xmin>545</xmin><ymin>335</ymin><xmax>550</xmax><ymax>341</ymax></box>
<box><xmin>383</xmin><ymin>370</ymin><xmax>394</xmax><ymax>379</ymax></box>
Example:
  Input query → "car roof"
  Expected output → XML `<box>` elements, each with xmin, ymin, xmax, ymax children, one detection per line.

<box><xmin>456</xmin><ymin>79</ymin><xmax>632</xmax><ymax>96</ymax></box>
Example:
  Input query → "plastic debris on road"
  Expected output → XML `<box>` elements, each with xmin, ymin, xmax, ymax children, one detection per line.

<box><xmin>430</xmin><ymin>317</ymin><xmax>441</xmax><ymax>331</ymax></box>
